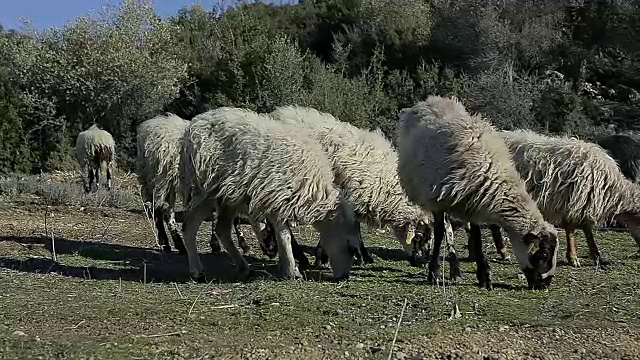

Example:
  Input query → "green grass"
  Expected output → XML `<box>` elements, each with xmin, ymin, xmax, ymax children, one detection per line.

<box><xmin>0</xmin><ymin>180</ymin><xmax>639</xmax><ymax>359</ymax></box>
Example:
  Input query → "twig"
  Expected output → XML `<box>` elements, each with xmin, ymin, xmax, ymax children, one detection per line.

<box><xmin>188</xmin><ymin>278</ymin><xmax>215</xmax><ymax>316</ymax></box>
<box><xmin>143</xmin><ymin>331</ymin><xmax>185</xmax><ymax>338</ymax></box>
<box><xmin>50</xmin><ymin>232</ymin><xmax>57</xmax><ymax>262</ymax></box>
<box><xmin>212</xmin><ymin>304</ymin><xmax>238</xmax><ymax>309</ymax></box>
<box><xmin>65</xmin><ymin>320</ymin><xmax>86</xmax><ymax>330</ymax></box>
<box><xmin>174</xmin><ymin>283</ymin><xmax>184</xmax><ymax>299</ymax></box>
<box><xmin>143</xmin><ymin>262</ymin><xmax>147</xmax><ymax>284</ymax></box>
<box><xmin>387</xmin><ymin>298</ymin><xmax>408</xmax><ymax>360</ymax></box>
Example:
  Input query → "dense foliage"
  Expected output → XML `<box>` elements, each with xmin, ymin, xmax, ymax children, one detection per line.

<box><xmin>0</xmin><ymin>0</ymin><xmax>639</xmax><ymax>174</ymax></box>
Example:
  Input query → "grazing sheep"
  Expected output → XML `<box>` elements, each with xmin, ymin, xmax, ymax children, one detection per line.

<box><xmin>269</xmin><ymin>106</ymin><xmax>434</xmax><ymax>268</ymax></box>
<box><xmin>495</xmin><ymin>129</ymin><xmax>640</xmax><ymax>266</ymax></box>
<box><xmin>75</xmin><ymin>124</ymin><xmax>115</xmax><ymax>193</ymax></box>
<box><xmin>137</xmin><ymin>113</ymin><xmax>272</xmax><ymax>256</ymax></box>
<box><xmin>179</xmin><ymin>107</ymin><xmax>360</xmax><ymax>282</ymax></box>
<box><xmin>397</xmin><ymin>96</ymin><xmax>559</xmax><ymax>290</ymax></box>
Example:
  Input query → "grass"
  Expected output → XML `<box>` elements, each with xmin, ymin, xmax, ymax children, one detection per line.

<box><xmin>0</xmin><ymin>175</ymin><xmax>639</xmax><ymax>359</ymax></box>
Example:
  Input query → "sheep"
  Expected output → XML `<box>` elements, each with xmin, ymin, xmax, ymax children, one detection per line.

<box><xmin>136</xmin><ymin>113</ymin><xmax>273</xmax><ymax>256</ymax></box>
<box><xmin>397</xmin><ymin>96</ymin><xmax>559</xmax><ymax>290</ymax></box>
<box><xmin>268</xmin><ymin>106</ymin><xmax>434</xmax><ymax>269</ymax></box>
<box><xmin>75</xmin><ymin>124</ymin><xmax>115</xmax><ymax>193</ymax></box>
<box><xmin>491</xmin><ymin>129</ymin><xmax>640</xmax><ymax>267</ymax></box>
<box><xmin>179</xmin><ymin>107</ymin><xmax>360</xmax><ymax>282</ymax></box>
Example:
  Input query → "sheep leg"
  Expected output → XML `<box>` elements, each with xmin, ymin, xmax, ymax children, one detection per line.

<box><xmin>105</xmin><ymin>164</ymin><xmax>112</xmax><ymax>191</ymax></box>
<box><xmin>563</xmin><ymin>225</ymin><xmax>580</xmax><ymax>267</ymax></box>
<box><xmin>314</xmin><ymin>240</ymin><xmax>330</xmax><ymax>268</ymax></box>
<box><xmin>164</xmin><ymin>190</ymin><xmax>186</xmax><ymax>254</ymax></box>
<box><xmin>269</xmin><ymin>217</ymin><xmax>302</xmax><ymax>279</ymax></box>
<box><xmin>257</xmin><ymin>220</ymin><xmax>278</xmax><ymax>259</ymax></box>
<box><xmin>234</xmin><ymin>218</ymin><xmax>251</xmax><ymax>255</ymax></box>
<box><xmin>84</xmin><ymin>167</ymin><xmax>93</xmax><ymax>194</ymax></box>
<box><xmin>165</xmin><ymin>210</ymin><xmax>186</xmax><ymax>254</ymax></box>
<box><xmin>489</xmin><ymin>224</ymin><xmax>508</xmax><ymax>260</ymax></box>
<box><xmin>94</xmin><ymin>167</ymin><xmax>101</xmax><ymax>192</ymax></box>
<box><xmin>444</xmin><ymin>213</ymin><xmax>462</xmax><ymax>281</ymax></box>
<box><xmin>427</xmin><ymin>211</ymin><xmax>445</xmax><ymax>285</ymax></box>
<box><xmin>288</xmin><ymin>224</ymin><xmax>310</xmax><ymax>269</ymax></box>
<box><xmin>470</xmin><ymin>223</ymin><xmax>492</xmax><ymax>290</ymax></box>
<box><xmin>215</xmin><ymin>205</ymin><xmax>252</xmax><ymax>280</ymax></box>
<box><xmin>356</xmin><ymin>221</ymin><xmax>375</xmax><ymax>264</ymax></box>
<box><xmin>154</xmin><ymin>207</ymin><xmax>172</xmax><ymax>253</ymax></box>
<box><xmin>208</xmin><ymin>212</ymin><xmax>222</xmax><ymax>254</ymax></box>
<box><xmin>582</xmin><ymin>224</ymin><xmax>610</xmax><ymax>267</ymax></box>
<box><xmin>182</xmin><ymin>202</ymin><xmax>210</xmax><ymax>283</ymax></box>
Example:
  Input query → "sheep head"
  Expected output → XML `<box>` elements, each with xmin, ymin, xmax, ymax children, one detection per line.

<box><xmin>508</xmin><ymin>222</ymin><xmax>559</xmax><ymax>290</ymax></box>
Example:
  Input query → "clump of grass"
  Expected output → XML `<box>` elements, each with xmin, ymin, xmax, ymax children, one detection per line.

<box><xmin>0</xmin><ymin>172</ymin><xmax>140</xmax><ymax>208</ymax></box>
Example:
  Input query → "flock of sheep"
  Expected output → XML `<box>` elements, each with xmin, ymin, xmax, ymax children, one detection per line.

<box><xmin>74</xmin><ymin>95</ymin><xmax>640</xmax><ymax>291</ymax></box>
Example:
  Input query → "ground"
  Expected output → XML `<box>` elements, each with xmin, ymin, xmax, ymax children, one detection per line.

<box><xmin>0</xmin><ymin>174</ymin><xmax>639</xmax><ymax>359</ymax></box>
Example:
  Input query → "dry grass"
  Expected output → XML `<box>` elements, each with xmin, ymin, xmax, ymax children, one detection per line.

<box><xmin>0</xmin><ymin>174</ymin><xmax>639</xmax><ymax>359</ymax></box>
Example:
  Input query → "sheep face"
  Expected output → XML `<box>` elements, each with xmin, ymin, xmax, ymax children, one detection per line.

<box><xmin>509</xmin><ymin>225</ymin><xmax>559</xmax><ymax>290</ymax></box>
<box><xmin>313</xmin><ymin>199</ymin><xmax>359</xmax><ymax>281</ymax></box>
<box><xmin>393</xmin><ymin>220</ymin><xmax>431</xmax><ymax>266</ymax></box>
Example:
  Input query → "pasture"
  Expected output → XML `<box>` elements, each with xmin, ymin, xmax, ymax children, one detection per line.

<box><xmin>0</xmin><ymin>173</ymin><xmax>639</xmax><ymax>360</ymax></box>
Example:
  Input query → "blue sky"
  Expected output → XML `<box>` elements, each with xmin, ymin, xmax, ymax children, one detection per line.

<box><xmin>0</xmin><ymin>0</ymin><xmax>293</xmax><ymax>31</ymax></box>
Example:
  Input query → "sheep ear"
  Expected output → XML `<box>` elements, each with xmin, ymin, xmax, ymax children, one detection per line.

<box><xmin>523</xmin><ymin>232</ymin><xmax>539</xmax><ymax>255</ymax></box>
<box><xmin>406</xmin><ymin>230</ymin><xmax>415</xmax><ymax>244</ymax></box>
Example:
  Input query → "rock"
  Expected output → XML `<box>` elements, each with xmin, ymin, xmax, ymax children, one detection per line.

<box><xmin>371</xmin><ymin>346</ymin><xmax>384</xmax><ymax>354</ymax></box>
<box><xmin>323</xmin><ymin>325</ymin><xmax>331</xmax><ymax>330</ymax></box>
<box><xmin>11</xmin><ymin>330</ymin><xmax>27</xmax><ymax>337</ymax></box>
<box><xmin>394</xmin><ymin>351</ymin><xmax>407</xmax><ymax>359</ymax></box>
<box><xmin>355</xmin><ymin>343</ymin><xmax>365</xmax><ymax>350</ymax></box>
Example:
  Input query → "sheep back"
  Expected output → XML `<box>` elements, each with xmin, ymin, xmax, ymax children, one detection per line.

<box><xmin>180</xmin><ymin>107</ymin><xmax>341</xmax><ymax>224</ymax></box>
<box><xmin>75</xmin><ymin>124</ymin><xmax>115</xmax><ymax>169</ymax></box>
<box><xmin>500</xmin><ymin>129</ymin><xmax>640</xmax><ymax>225</ymax></box>
<box><xmin>270</xmin><ymin>106</ymin><xmax>427</xmax><ymax>228</ymax></box>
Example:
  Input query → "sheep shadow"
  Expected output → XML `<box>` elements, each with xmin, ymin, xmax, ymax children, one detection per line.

<box><xmin>0</xmin><ymin>235</ymin><xmax>285</xmax><ymax>284</ymax></box>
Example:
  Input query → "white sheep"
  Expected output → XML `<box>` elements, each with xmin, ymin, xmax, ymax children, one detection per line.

<box><xmin>397</xmin><ymin>95</ymin><xmax>559</xmax><ymax>290</ymax></box>
<box><xmin>75</xmin><ymin>124</ymin><xmax>115</xmax><ymax>193</ymax></box>
<box><xmin>136</xmin><ymin>113</ymin><xmax>271</xmax><ymax>256</ymax></box>
<box><xmin>269</xmin><ymin>106</ymin><xmax>434</xmax><ymax>268</ymax></box>
<box><xmin>496</xmin><ymin>129</ymin><xmax>640</xmax><ymax>267</ymax></box>
<box><xmin>179</xmin><ymin>107</ymin><xmax>360</xmax><ymax>282</ymax></box>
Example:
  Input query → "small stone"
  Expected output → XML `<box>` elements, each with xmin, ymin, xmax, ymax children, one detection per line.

<box><xmin>12</xmin><ymin>331</ymin><xmax>27</xmax><ymax>337</ymax></box>
<box><xmin>498</xmin><ymin>325</ymin><xmax>509</xmax><ymax>332</ymax></box>
<box><xmin>371</xmin><ymin>346</ymin><xmax>384</xmax><ymax>354</ymax></box>
<box><xmin>323</xmin><ymin>325</ymin><xmax>331</xmax><ymax>330</ymax></box>
<box><xmin>336</xmin><ymin>309</ymin><xmax>344</xmax><ymax>316</ymax></box>
<box><xmin>355</xmin><ymin>343</ymin><xmax>365</xmax><ymax>350</ymax></box>
<box><xmin>411</xmin><ymin>354</ymin><xmax>425</xmax><ymax>360</ymax></box>
<box><xmin>395</xmin><ymin>351</ymin><xmax>407</xmax><ymax>359</ymax></box>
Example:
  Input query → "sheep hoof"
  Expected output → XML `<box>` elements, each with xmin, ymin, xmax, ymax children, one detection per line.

<box><xmin>567</xmin><ymin>255</ymin><xmax>581</xmax><ymax>267</ymax></box>
<box><xmin>279</xmin><ymin>266</ymin><xmax>303</xmax><ymax>280</ymax></box>
<box><xmin>191</xmin><ymin>272</ymin><xmax>207</xmax><ymax>283</ymax></box>
<box><xmin>362</xmin><ymin>254</ymin><xmax>375</xmax><ymax>264</ymax></box>
<box><xmin>427</xmin><ymin>264</ymin><xmax>441</xmax><ymax>285</ymax></box>
<box><xmin>449</xmin><ymin>266</ymin><xmax>463</xmax><ymax>282</ymax></box>
<box><xmin>161</xmin><ymin>245</ymin><xmax>172</xmax><ymax>253</ymax></box>
<box><xmin>595</xmin><ymin>257</ymin><xmax>610</xmax><ymax>269</ymax></box>
<box><xmin>497</xmin><ymin>248</ymin><xmax>509</xmax><ymax>261</ymax></box>
<box><xmin>353</xmin><ymin>258</ymin><xmax>363</xmax><ymax>266</ymax></box>
<box><xmin>476</xmin><ymin>271</ymin><xmax>493</xmax><ymax>290</ymax></box>
<box><xmin>334</xmin><ymin>274</ymin><xmax>350</xmax><ymax>282</ymax></box>
<box><xmin>209</xmin><ymin>242</ymin><xmax>222</xmax><ymax>254</ymax></box>
<box><xmin>237</xmin><ymin>267</ymin><xmax>252</xmax><ymax>282</ymax></box>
